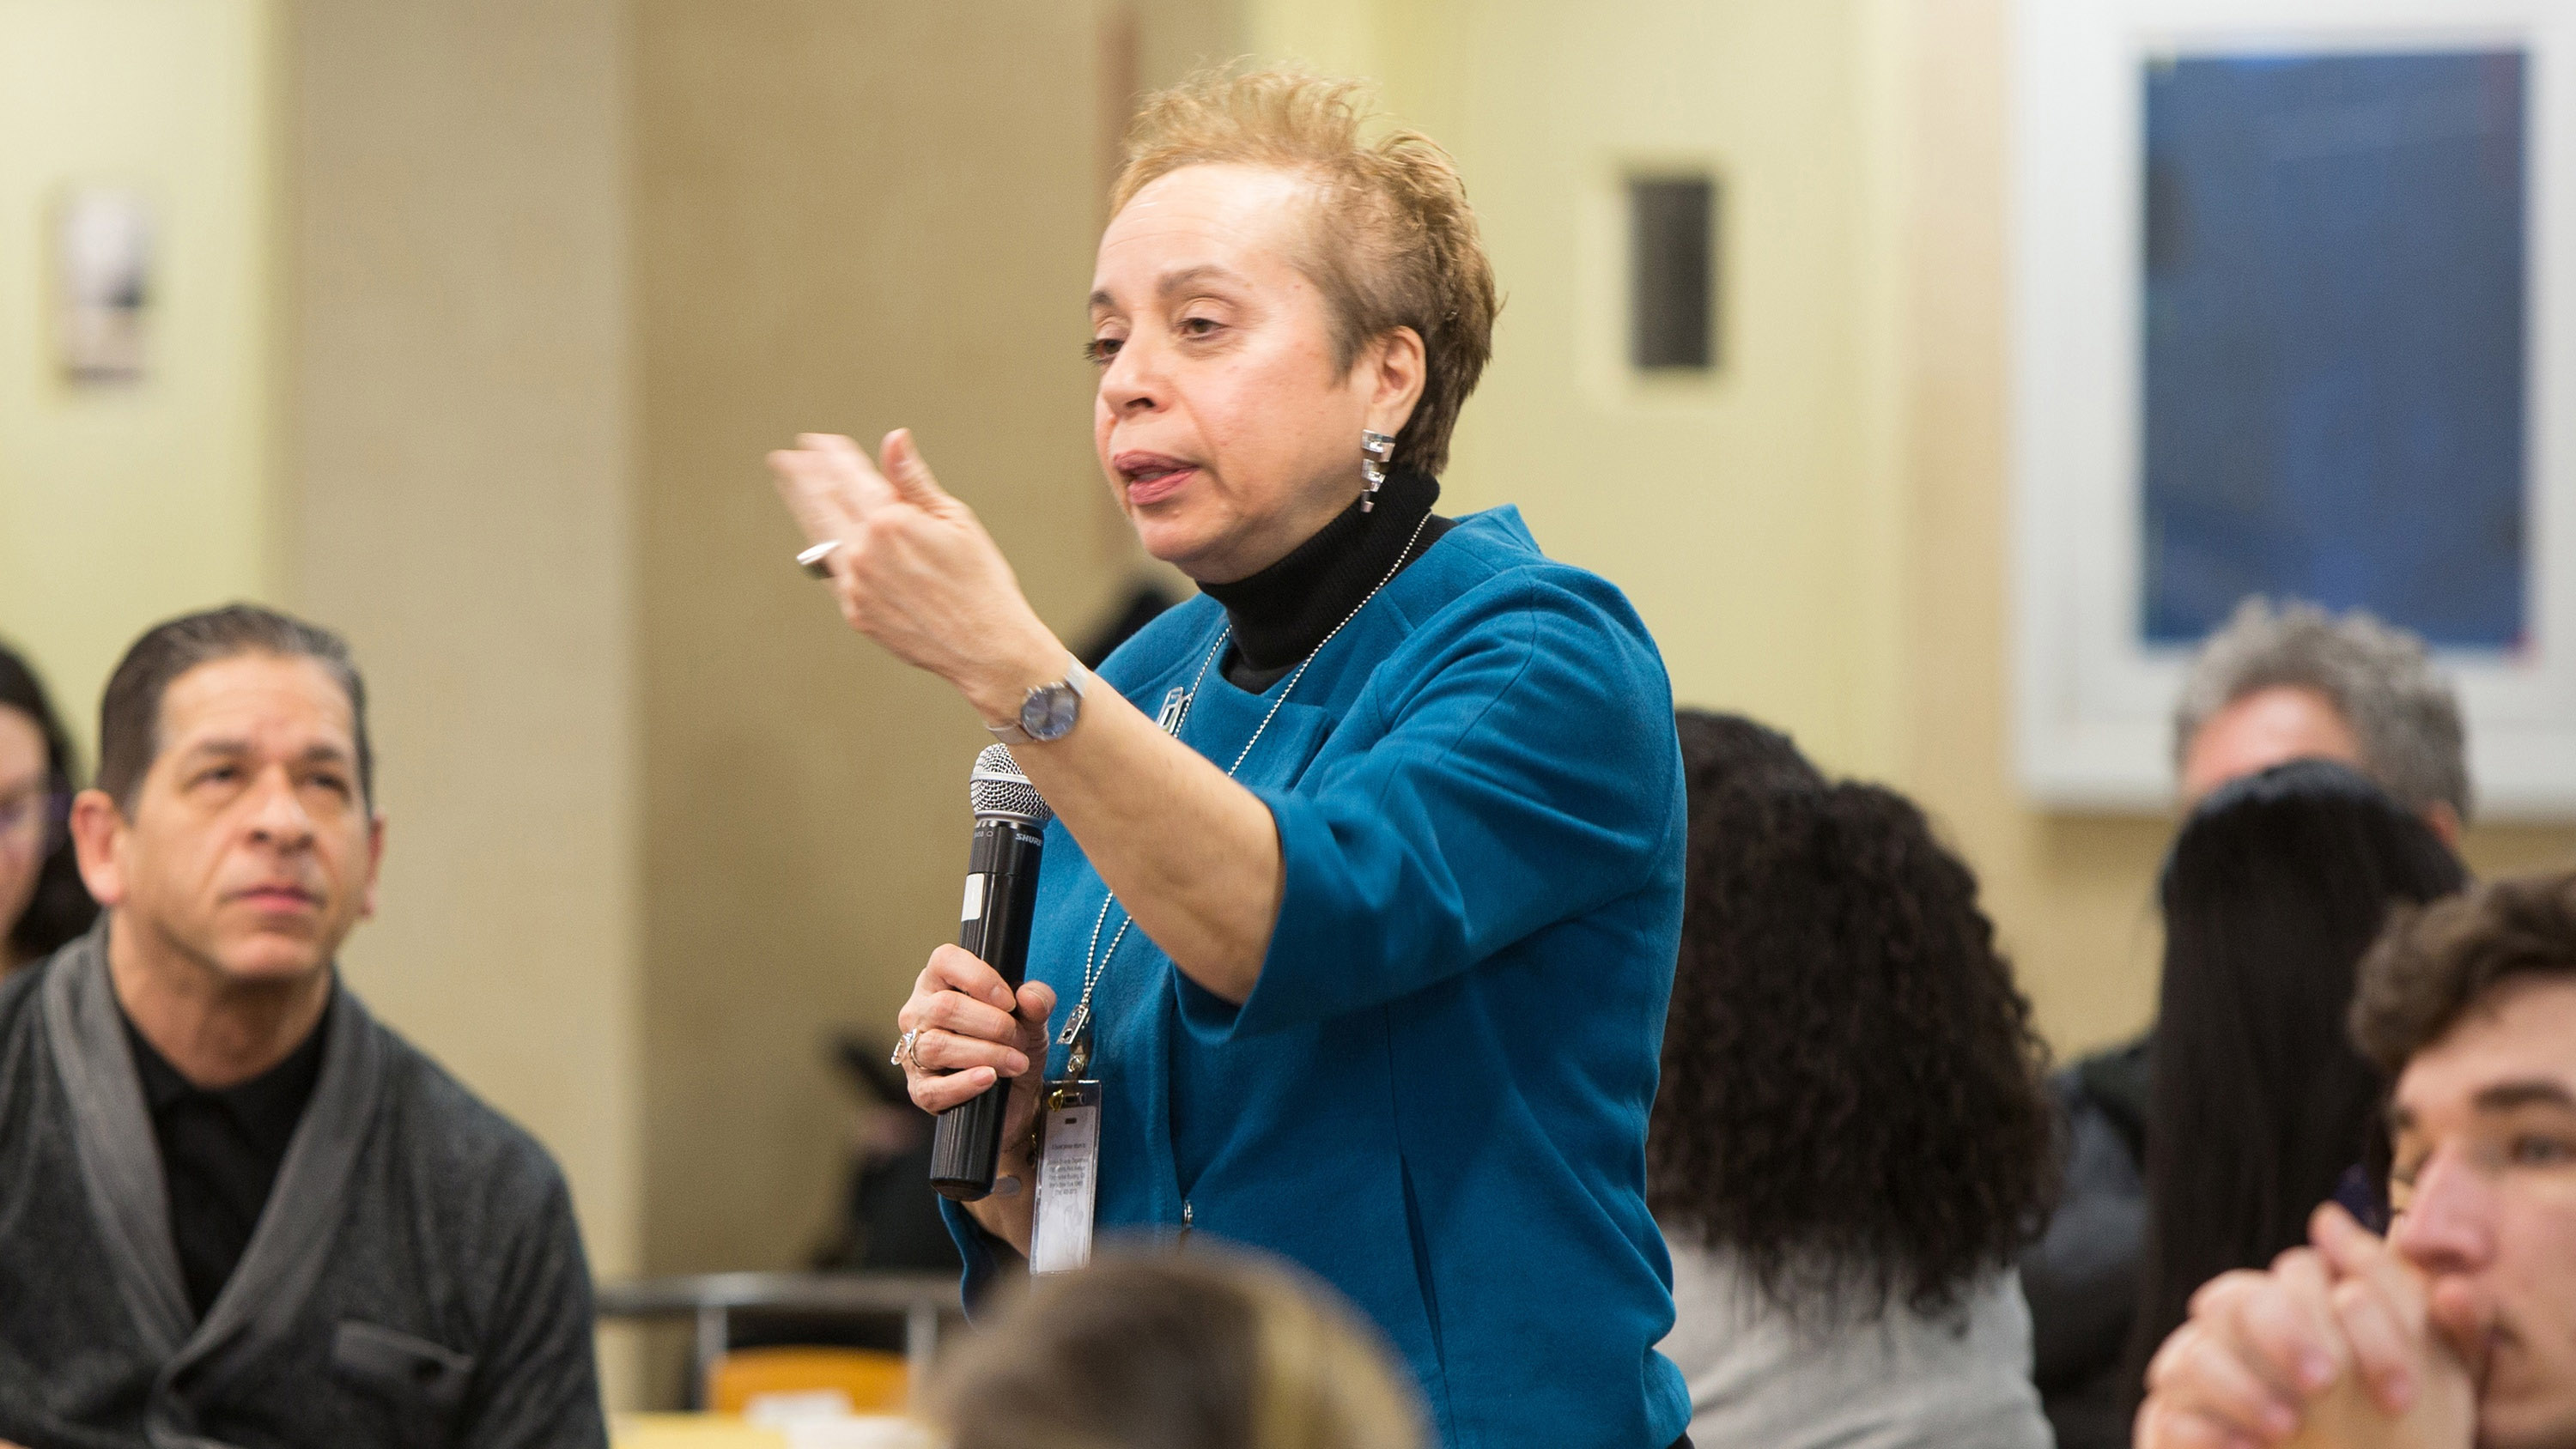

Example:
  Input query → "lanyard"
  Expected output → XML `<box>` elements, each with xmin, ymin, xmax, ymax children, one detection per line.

<box><xmin>1054</xmin><ymin>507</ymin><xmax>1432</xmax><ymax>1077</ymax></box>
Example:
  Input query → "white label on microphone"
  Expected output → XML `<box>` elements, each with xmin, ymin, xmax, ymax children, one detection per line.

<box><xmin>960</xmin><ymin>873</ymin><xmax>986</xmax><ymax>924</ymax></box>
<box><xmin>1030</xmin><ymin>1080</ymin><xmax>1101</xmax><ymax>1275</ymax></box>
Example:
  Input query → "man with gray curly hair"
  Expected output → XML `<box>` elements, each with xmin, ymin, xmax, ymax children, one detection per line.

<box><xmin>2172</xmin><ymin>597</ymin><xmax>2470</xmax><ymax>842</ymax></box>
<box><xmin>2027</xmin><ymin>597</ymin><xmax>2474</xmax><ymax>1449</ymax></box>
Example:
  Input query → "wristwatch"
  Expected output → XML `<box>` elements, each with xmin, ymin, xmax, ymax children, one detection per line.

<box><xmin>987</xmin><ymin>655</ymin><xmax>1093</xmax><ymax>744</ymax></box>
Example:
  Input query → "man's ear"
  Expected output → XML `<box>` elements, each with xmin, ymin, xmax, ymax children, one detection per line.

<box><xmin>2421</xmin><ymin>800</ymin><xmax>2464</xmax><ymax>851</ymax></box>
<box><xmin>360</xmin><ymin>812</ymin><xmax>387</xmax><ymax>921</ymax></box>
<box><xmin>68</xmin><ymin>789</ymin><xmax>128</xmax><ymax>909</ymax></box>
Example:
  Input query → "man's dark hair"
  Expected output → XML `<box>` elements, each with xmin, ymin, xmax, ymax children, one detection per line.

<box><xmin>0</xmin><ymin>640</ymin><xmax>100</xmax><ymax>961</ymax></box>
<box><xmin>2123</xmin><ymin>760</ymin><xmax>2467</xmax><ymax>1402</ymax></box>
<box><xmin>2352</xmin><ymin>870</ymin><xmax>2576</xmax><ymax>1078</ymax></box>
<box><xmin>96</xmin><ymin>604</ymin><xmax>374</xmax><ymax>812</ymax></box>
<box><xmin>1649</xmin><ymin>712</ymin><xmax>2057</xmax><ymax>1324</ymax></box>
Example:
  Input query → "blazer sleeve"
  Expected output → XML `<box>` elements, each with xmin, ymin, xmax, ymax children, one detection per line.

<box><xmin>1201</xmin><ymin>571</ymin><xmax>1680</xmax><ymax>1040</ymax></box>
<box><xmin>456</xmin><ymin>1171</ymin><xmax>611</xmax><ymax>1449</ymax></box>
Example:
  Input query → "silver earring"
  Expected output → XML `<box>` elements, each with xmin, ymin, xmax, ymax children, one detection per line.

<box><xmin>1360</xmin><ymin>430</ymin><xmax>1394</xmax><ymax>513</ymax></box>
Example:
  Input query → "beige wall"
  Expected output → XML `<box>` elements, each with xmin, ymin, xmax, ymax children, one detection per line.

<box><xmin>630</xmin><ymin>0</ymin><xmax>1232</xmax><ymax>1282</ymax></box>
<box><xmin>283</xmin><ymin>0</ymin><xmax>643</xmax><ymax>1394</ymax></box>
<box><xmin>0</xmin><ymin>0</ymin><xmax>278</xmax><ymax>739</ymax></box>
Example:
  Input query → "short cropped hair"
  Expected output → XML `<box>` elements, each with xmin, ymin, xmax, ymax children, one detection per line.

<box><xmin>930</xmin><ymin>1248</ymin><xmax>1426</xmax><ymax>1449</ymax></box>
<box><xmin>97</xmin><ymin>604</ymin><xmax>374</xmax><ymax>811</ymax></box>
<box><xmin>1112</xmin><ymin>67</ymin><xmax>1499</xmax><ymax>477</ymax></box>
<box><xmin>2172</xmin><ymin>598</ymin><xmax>2470</xmax><ymax>822</ymax></box>
<box><xmin>2351</xmin><ymin>870</ymin><xmax>2576</xmax><ymax>1077</ymax></box>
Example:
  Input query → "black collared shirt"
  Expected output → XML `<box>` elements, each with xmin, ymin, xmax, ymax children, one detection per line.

<box><xmin>120</xmin><ymin>1001</ymin><xmax>331</xmax><ymax>1318</ymax></box>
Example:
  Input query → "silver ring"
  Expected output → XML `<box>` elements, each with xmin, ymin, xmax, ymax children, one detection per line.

<box><xmin>890</xmin><ymin>1028</ymin><xmax>922</xmax><ymax>1072</ymax></box>
<box><xmin>798</xmin><ymin>540</ymin><xmax>842</xmax><ymax>579</ymax></box>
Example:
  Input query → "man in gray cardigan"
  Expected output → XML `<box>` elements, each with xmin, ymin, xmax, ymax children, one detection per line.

<box><xmin>0</xmin><ymin>605</ymin><xmax>605</xmax><ymax>1449</ymax></box>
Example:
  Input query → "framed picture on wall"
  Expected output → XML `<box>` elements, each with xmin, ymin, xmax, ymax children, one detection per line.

<box><xmin>2013</xmin><ymin>0</ymin><xmax>2576</xmax><ymax>816</ymax></box>
<box><xmin>53</xmin><ymin>186</ymin><xmax>155</xmax><ymax>384</ymax></box>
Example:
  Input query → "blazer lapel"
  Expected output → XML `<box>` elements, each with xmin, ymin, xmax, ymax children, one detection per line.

<box><xmin>164</xmin><ymin>985</ymin><xmax>384</xmax><ymax>1405</ymax></box>
<box><xmin>40</xmin><ymin>927</ymin><xmax>192</xmax><ymax>1361</ymax></box>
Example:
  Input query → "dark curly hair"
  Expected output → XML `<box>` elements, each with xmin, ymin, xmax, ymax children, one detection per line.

<box><xmin>2</xmin><ymin>640</ymin><xmax>99</xmax><ymax>966</ymax></box>
<box><xmin>2351</xmin><ymin>870</ymin><xmax>2576</xmax><ymax>1079</ymax></box>
<box><xmin>1649</xmin><ymin>711</ymin><xmax>2057</xmax><ymax>1322</ymax></box>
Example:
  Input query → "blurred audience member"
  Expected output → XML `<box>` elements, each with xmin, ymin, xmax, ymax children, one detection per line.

<box><xmin>812</xmin><ymin>1037</ymin><xmax>963</xmax><ymax>1276</ymax></box>
<box><xmin>2118</xmin><ymin>761</ymin><xmax>2466</xmax><ymax>1410</ymax></box>
<box><xmin>1</xmin><ymin>642</ymin><xmax>99</xmax><ymax>969</ymax></box>
<box><xmin>2136</xmin><ymin>871</ymin><xmax>2576</xmax><ymax>1449</ymax></box>
<box><xmin>929</xmin><ymin>1248</ymin><xmax>1427</xmax><ymax>1449</ymax></box>
<box><xmin>2029</xmin><ymin>598</ymin><xmax>2470</xmax><ymax>1449</ymax></box>
<box><xmin>1650</xmin><ymin>710</ymin><xmax>2057</xmax><ymax>1449</ymax></box>
<box><xmin>0</xmin><ymin>605</ymin><xmax>605</xmax><ymax>1448</ymax></box>
<box><xmin>2173</xmin><ymin>599</ymin><xmax>2469</xmax><ymax>840</ymax></box>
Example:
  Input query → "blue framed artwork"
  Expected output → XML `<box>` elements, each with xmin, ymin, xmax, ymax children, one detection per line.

<box><xmin>2014</xmin><ymin>0</ymin><xmax>2576</xmax><ymax>817</ymax></box>
<box><xmin>2141</xmin><ymin>51</ymin><xmax>2529</xmax><ymax>650</ymax></box>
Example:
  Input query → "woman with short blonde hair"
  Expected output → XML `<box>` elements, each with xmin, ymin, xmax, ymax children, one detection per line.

<box><xmin>771</xmin><ymin>67</ymin><xmax>1692</xmax><ymax>1448</ymax></box>
<box><xmin>931</xmin><ymin>1249</ymin><xmax>1427</xmax><ymax>1449</ymax></box>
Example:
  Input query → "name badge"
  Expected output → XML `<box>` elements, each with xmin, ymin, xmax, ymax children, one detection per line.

<box><xmin>1030</xmin><ymin>1080</ymin><xmax>1102</xmax><ymax>1275</ymax></box>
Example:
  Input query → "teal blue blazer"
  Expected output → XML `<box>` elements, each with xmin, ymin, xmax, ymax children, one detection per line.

<box><xmin>945</xmin><ymin>507</ymin><xmax>1691</xmax><ymax>1449</ymax></box>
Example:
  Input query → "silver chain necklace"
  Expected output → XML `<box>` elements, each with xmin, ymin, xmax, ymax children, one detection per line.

<box><xmin>1056</xmin><ymin>506</ymin><xmax>1435</xmax><ymax>1071</ymax></box>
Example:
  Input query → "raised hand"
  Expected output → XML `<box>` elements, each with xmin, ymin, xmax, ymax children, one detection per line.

<box><xmin>767</xmin><ymin>430</ymin><xmax>1061</xmax><ymax>723</ymax></box>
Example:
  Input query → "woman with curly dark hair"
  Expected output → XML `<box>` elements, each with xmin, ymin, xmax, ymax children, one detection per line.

<box><xmin>1651</xmin><ymin>710</ymin><xmax>2057</xmax><ymax>1448</ymax></box>
<box><xmin>0</xmin><ymin>641</ymin><xmax>97</xmax><ymax>971</ymax></box>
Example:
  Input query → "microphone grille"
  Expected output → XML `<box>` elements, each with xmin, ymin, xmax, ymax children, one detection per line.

<box><xmin>969</xmin><ymin>743</ymin><xmax>1054</xmax><ymax>826</ymax></box>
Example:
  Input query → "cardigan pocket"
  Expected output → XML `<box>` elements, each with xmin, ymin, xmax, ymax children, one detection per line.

<box><xmin>331</xmin><ymin>1319</ymin><xmax>475</xmax><ymax>1415</ymax></box>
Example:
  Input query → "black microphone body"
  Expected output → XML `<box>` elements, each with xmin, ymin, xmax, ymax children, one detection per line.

<box><xmin>928</xmin><ymin>746</ymin><xmax>1051</xmax><ymax>1201</ymax></box>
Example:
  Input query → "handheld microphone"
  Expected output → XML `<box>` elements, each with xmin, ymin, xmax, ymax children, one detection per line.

<box><xmin>927</xmin><ymin>743</ymin><xmax>1053</xmax><ymax>1202</ymax></box>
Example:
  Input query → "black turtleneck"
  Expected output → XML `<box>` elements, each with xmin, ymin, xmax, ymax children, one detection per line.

<box><xmin>1198</xmin><ymin>466</ymin><xmax>1453</xmax><ymax>691</ymax></box>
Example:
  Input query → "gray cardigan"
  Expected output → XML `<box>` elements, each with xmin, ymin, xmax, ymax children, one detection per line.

<box><xmin>0</xmin><ymin>926</ymin><xmax>607</xmax><ymax>1449</ymax></box>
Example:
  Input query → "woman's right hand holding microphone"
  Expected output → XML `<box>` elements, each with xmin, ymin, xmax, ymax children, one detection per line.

<box><xmin>896</xmin><ymin>944</ymin><xmax>1055</xmax><ymax>1252</ymax></box>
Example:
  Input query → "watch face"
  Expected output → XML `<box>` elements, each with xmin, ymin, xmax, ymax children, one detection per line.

<box><xmin>1022</xmin><ymin>682</ymin><xmax>1080</xmax><ymax>742</ymax></box>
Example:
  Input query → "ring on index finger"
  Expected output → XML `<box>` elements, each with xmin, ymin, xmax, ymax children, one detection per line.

<box><xmin>890</xmin><ymin>1028</ymin><xmax>924</xmax><ymax>1073</ymax></box>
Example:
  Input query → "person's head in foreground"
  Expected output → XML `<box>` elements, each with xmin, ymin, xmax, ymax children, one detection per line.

<box><xmin>0</xmin><ymin>604</ymin><xmax>605</xmax><ymax>1448</ymax></box>
<box><xmin>1652</xmin><ymin>710</ymin><xmax>2056</xmax><ymax>1324</ymax></box>
<box><xmin>2174</xmin><ymin>598</ymin><xmax>2469</xmax><ymax>841</ymax></box>
<box><xmin>2135</xmin><ymin>869</ymin><xmax>2576</xmax><ymax>1449</ymax></box>
<box><xmin>0</xmin><ymin>642</ymin><xmax>98</xmax><ymax>970</ymax></box>
<box><xmin>930</xmin><ymin>1248</ymin><xmax>1427</xmax><ymax>1449</ymax></box>
<box><xmin>70</xmin><ymin>604</ymin><xmax>383</xmax><ymax>1010</ymax></box>
<box><xmin>2124</xmin><ymin>760</ymin><xmax>2468</xmax><ymax>1393</ymax></box>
